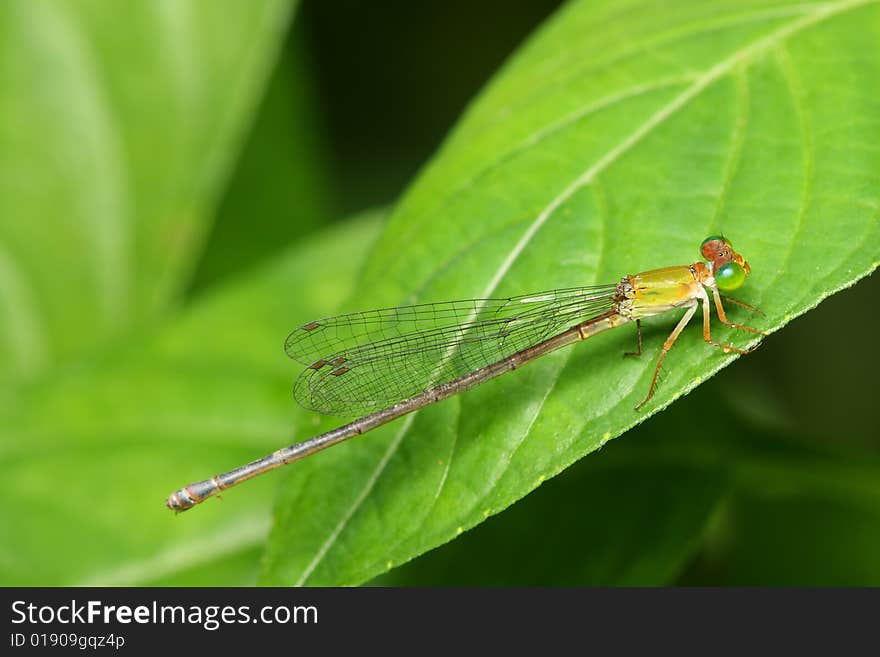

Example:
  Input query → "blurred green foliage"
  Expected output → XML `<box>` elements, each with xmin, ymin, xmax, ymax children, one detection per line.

<box><xmin>189</xmin><ymin>22</ymin><xmax>333</xmax><ymax>293</ymax></box>
<box><xmin>0</xmin><ymin>0</ymin><xmax>878</xmax><ymax>586</ymax></box>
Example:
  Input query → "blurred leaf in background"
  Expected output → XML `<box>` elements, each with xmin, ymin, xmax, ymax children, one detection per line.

<box><xmin>0</xmin><ymin>0</ymin><xmax>303</xmax><ymax>585</ymax></box>
<box><xmin>1</xmin><ymin>0</ymin><xmax>878</xmax><ymax>588</ymax></box>
<box><xmin>0</xmin><ymin>0</ymin><xmax>294</xmax><ymax>383</ymax></box>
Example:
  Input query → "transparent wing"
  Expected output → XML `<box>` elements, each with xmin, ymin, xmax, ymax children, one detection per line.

<box><xmin>284</xmin><ymin>285</ymin><xmax>618</xmax><ymax>416</ymax></box>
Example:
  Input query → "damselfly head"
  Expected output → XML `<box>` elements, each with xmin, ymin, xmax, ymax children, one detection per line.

<box><xmin>701</xmin><ymin>236</ymin><xmax>750</xmax><ymax>291</ymax></box>
<box><xmin>700</xmin><ymin>235</ymin><xmax>734</xmax><ymax>263</ymax></box>
<box><xmin>701</xmin><ymin>236</ymin><xmax>751</xmax><ymax>272</ymax></box>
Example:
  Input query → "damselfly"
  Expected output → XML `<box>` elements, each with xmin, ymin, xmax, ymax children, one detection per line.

<box><xmin>167</xmin><ymin>236</ymin><xmax>765</xmax><ymax>512</ymax></box>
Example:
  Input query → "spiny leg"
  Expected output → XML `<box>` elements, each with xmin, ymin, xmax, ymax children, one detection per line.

<box><xmin>711</xmin><ymin>287</ymin><xmax>766</xmax><ymax>335</ymax></box>
<box><xmin>635</xmin><ymin>303</ymin><xmax>697</xmax><ymax>410</ymax></box>
<box><xmin>702</xmin><ymin>289</ymin><xmax>760</xmax><ymax>354</ymax></box>
<box><xmin>624</xmin><ymin>319</ymin><xmax>642</xmax><ymax>357</ymax></box>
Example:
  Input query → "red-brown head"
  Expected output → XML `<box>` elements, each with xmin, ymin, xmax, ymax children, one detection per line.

<box><xmin>700</xmin><ymin>236</ymin><xmax>750</xmax><ymax>291</ymax></box>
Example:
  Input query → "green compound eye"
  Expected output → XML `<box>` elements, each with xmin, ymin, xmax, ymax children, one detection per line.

<box><xmin>715</xmin><ymin>261</ymin><xmax>746</xmax><ymax>291</ymax></box>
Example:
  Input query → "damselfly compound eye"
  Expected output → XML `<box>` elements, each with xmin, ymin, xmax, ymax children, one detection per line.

<box><xmin>715</xmin><ymin>261</ymin><xmax>746</xmax><ymax>291</ymax></box>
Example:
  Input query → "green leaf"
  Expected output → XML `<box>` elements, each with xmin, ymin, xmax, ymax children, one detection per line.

<box><xmin>0</xmin><ymin>0</ymin><xmax>293</xmax><ymax>382</ymax></box>
<box><xmin>0</xmin><ymin>214</ymin><xmax>382</xmax><ymax>585</ymax></box>
<box><xmin>371</xmin><ymin>425</ymin><xmax>727</xmax><ymax>586</ymax></box>
<box><xmin>262</xmin><ymin>0</ymin><xmax>880</xmax><ymax>585</ymax></box>
<box><xmin>372</xmin><ymin>374</ymin><xmax>880</xmax><ymax>586</ymax></box>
